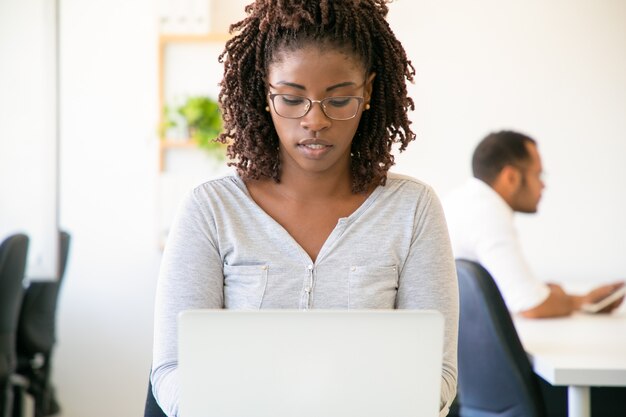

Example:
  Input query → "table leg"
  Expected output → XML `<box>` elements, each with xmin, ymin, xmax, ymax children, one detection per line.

<box><xmin>568</xmin><ymin>386</ymin><xmax>590</xmax><ymax>417</ymax></box>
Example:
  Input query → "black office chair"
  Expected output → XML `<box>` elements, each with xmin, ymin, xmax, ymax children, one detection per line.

<box><xmin>144</xmin><ymin>375</ymin><xmax>167</xmax><ymax>417</ymax></box>
<box><xmin>0</xmin><ymin>234</ymin><xmax>29</xmax><ymax>417</ymax></box>
<box><xmin>455</xmin><ymin>259</ymin><xmax>547</xmax><ymax>417</ymax></box>
<box><xmin>15</xmin><ymin>232</ymin><xmax>70</xmax><ymax>417</ymax></box>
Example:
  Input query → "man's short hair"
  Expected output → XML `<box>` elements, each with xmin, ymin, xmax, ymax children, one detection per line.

<box><xmin>472</xmin><ymin>130</ymin><xmax>537</xmax><ymax>185</ymax></box>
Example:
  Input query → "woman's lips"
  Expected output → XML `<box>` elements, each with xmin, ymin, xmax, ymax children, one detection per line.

<box><xmin>297</xmin><ymin>139</ymin><xmax>333</xmax><ymax>158</ymax></box>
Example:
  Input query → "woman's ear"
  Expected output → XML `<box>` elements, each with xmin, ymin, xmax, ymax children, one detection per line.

<box><xmin>364</xmin><ymin>72</ymin><xmax>376</xmax><ymax>103</ymax></box>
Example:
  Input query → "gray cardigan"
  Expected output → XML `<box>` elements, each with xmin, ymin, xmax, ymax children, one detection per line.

<box><xmin>152</xmin><ymin>172</ymin><xmax>459</xmax><ymax>417</ymax></box>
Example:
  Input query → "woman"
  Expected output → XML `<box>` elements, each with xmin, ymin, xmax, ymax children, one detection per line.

<box><xmin>152</xmin><ymin>1</ymin><xmax>458</xmax><ymax>416</ymax></box>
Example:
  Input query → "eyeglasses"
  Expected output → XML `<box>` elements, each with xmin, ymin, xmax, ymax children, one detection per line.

<box><xmin>267</xmin><ymin>93</ymin><xmax>364</xmax><ymax>121</ymax></box>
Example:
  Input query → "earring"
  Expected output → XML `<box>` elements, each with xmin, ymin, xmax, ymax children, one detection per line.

<box><xmin>365</xmin><ymin>103</ymin><xmax>371</xmax><ymax>110</ymax></box>
<box><xmin>265</xmin><ymin>106</ymin><xmax>270</xmax><ymax>112</ymax></box>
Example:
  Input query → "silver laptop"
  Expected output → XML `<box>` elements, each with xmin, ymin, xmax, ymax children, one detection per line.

<box><xmin>179</xmin><ymin>309</ymin><xmax>444</xmax><ymax>417</ymax></box>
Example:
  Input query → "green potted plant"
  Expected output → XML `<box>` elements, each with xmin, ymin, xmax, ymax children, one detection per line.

<box><xmin>162</xmin><ymin>96</ymin><xmax>226</xmax><ymax>158</ymax></box>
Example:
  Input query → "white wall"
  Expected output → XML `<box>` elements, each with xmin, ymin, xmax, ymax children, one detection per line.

<box><xmin>0</xmin><ymin>0</ymin><xmax>58</xmax><ymax>280</ymax></box>
<box><xmin>54</xmin><ymin>0</ymin><xmax>160</xmax><ymax>415</ymax></box>
<box><xmin>3</xmin><ymin>1</ymin><xmax>624</xmax><ymax>417</ymax></box>
<box><xmin>388</xmin><ymin>0</ymin><xmax>626</xmax><ymax>284</ymax></box>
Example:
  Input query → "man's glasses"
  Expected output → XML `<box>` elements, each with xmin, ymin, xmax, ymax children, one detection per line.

<box><xmin>267</xmin><ymin>93</ymin><xmax>364</xmax><ymax>121</ymax></box>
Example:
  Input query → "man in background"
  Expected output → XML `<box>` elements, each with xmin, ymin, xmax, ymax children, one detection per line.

<box><xmin>444</xmin><ymin>130</ymin><xmax>623</xmax><ymax>318</ymax></box>
<box><xmin>444</xmin><ymin>130</ymin><xmax>625</xmax><ymax>417</ymax></box>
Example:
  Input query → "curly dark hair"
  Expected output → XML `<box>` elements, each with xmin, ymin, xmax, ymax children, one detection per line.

<box><xmin>217</xmin><ymin>0</ymin><xmax>416</xmax><ymax>193</ymax></box>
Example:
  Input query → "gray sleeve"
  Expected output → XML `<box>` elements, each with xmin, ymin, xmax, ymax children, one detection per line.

<box><xmin>396</xmin><ymin>187</ymin><xmax>459</xmax><ymax>416</ymax></box>
<box><xmin>151</xmin><ymin>188</ymin><xmax>225</xmax><ymax>417</ymax></box>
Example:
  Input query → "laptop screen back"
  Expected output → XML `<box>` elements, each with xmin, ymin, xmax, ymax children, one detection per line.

<box><xmin>179</xmin><ymin>309</ymin><xmax>444</xmax><ymax>417</ymax></box>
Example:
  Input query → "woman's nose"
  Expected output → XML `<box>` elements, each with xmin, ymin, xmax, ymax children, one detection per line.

<box><xmin>300</xmin><ymin>102</ymin><xmax>331</xmax><ymax>132</ymax></box>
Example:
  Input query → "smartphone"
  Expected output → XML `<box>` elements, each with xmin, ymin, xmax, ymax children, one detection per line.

<box><xmin>581</xmin><ymin>285</ymin><xmax>626</xmax><ymax>314</ymax></box>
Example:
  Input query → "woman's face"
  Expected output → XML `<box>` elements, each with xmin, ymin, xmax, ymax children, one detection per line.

<box><xmin>266</xmin><ymin>45</ymin><xmax>374</xmax><ymax>179</ymax></box>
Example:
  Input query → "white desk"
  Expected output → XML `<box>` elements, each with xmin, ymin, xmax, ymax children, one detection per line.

<box><xmin>514</xmin><ymin>312</ymin><xmax>626</xmax><ymax>417</ymax></box>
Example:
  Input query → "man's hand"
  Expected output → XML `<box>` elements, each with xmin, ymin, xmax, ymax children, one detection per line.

<box><xmin>520</xmin><ymin>283</ymin><xmax>574</xmax><ymax>318</ymax></box>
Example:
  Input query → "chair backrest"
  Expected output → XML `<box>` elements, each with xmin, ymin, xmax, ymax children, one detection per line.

<box><xmin>0</xmin><ymin>234</ymin><xmax>30</xmax><ymax>372</ymax></box>
<box><xmin>144</xmin><ymin>376</ymin><xmax>167</xmax><ymax>417</ymax></box>
<box><xmin>455</xmin><ymin>259</ymin><xmax>546</xmax><ymax>417</ymax></box>
<box><xmin>0</xmin><ymin>234</ymin><xmax>29</xmax><ymax>416</ymax></box>
<box><xmin>16</xmin><ymin>231</ymin><xmax>71</xmax><ymax>356</ymax></box>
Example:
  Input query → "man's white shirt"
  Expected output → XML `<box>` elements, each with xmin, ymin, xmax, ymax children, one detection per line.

<box><xmin>443</xmin><ymin>178</ymin><xmax>550</xmax><ymax>313</ymax></box>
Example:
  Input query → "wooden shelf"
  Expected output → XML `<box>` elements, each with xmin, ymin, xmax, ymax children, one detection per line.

<box><xmin>159</xmin><ymin>32</ymin><xmax>231</xmax><ymax>44</ymax></box>
<box><xmin>158</xmin><ymin>138</ymin><xmax>229</xmax><ymax>171</ymax></box>
<box><xmin>158</xmin><ymin>32</ymin><xmax>231</xmax><ymax>172</ymax></box>
<box><xmin>158</xmin><ymin>139</ymin><xmax>199</xmax><ymax>172</ymax></box>
<box><xmin>161</xmin><ymin>138</ymin><xmax>198</xmax><ymax>149</ymax></box>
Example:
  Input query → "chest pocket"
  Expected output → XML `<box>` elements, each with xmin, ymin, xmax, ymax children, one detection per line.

<box><xmin>223</xmin><ymin>264</ymin><xmax>268</xmax><ymax>309</ymax></box>
<box><xmin>348</xmin><ymin>265</ymin><xmax>399</xmax><ymax>309</ymax></box>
